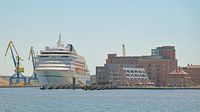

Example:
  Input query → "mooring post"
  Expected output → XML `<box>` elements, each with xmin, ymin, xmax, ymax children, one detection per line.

<box><xmin>72</xmin><ymin>77</ymin><xmax>76</xmax><ymax>90</ymax></box>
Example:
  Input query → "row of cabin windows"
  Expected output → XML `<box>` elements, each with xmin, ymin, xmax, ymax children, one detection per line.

<box><xmin>39</xmin><ymin>56</ymin><xmax>70</xmax><ymax>58</ymax></box>
<box><xmin>125</xmin><ymin>70</ymin><xmax>145</xmax><ymax>73</ymax></box>
<box><xmin>41</xmin><ymin>52</ymin><xmax>71</xmax><ymax>54</ymax></box>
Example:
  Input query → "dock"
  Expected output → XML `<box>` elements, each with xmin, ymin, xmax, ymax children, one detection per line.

<box><xmin>0</xmin><ymin>86</ymin><xmax>40</xmax><ymax>88</ymax></box>
<box><xmin>82</xmin><ymin>85</ymin><xmax>200</xmax><ymax>90</ymax></box>
<box><xmin>116</xmin><ymin>86</ymin><xmax>200</xmax><ymax>90</ymax></box>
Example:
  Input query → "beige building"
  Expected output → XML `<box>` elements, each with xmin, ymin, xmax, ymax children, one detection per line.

<box><xmin>186</xmin><ymin>65</ymin><xmax>200</xmax><ymax>86</ymax></box>
<box><xmin>167</xmin><ymin>69</ymin><xmax>191</xmax><ymax>87</ymax></box>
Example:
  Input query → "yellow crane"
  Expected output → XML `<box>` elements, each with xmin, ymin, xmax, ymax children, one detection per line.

<box><xmin>5</xmin><ymin>41</ymin><xmax>26</xmax><ymax>85</ymax></box>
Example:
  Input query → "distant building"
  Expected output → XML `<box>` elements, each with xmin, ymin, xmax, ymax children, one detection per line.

<box><xmin>96</xmin><ymin>64</ymin><xmax>123</xmax><ymax>86</ymax></box>
<box><xmin>0</xmin><ymin>76</ymin><xmax>10</xmax><ymax>86</ymax></box>
<box><xmin>105</xmin><ymin>46</ymin><xmax>177</xmax><ymax>86</ymax></box>
<box><xmin>167</xmin><ymin>69</ymin><xmax>191</xmax><ymax>87</ymax></box>
<box><xmin>96</xmin><ymin>64</ymin><xmax>151</xmax><ymax>86</ymax></box>
<box><xmin>186</xmin><ymin>65</ymin><xmax>200</xmax><ymax>85</ymax></box>
<box><xmin>0</xmin><ymin>76</ymin><xmax>11</xmax><ymax>82</ymax></box>
<box><xmin>90</xmin><ymin>75</ymin><xmax>96</xmax><ymax>84</ymax></box>
<box><xmin>0</xmin><ymin>76</ymin><xmax>39</xmax><ymax>86</ymax></box>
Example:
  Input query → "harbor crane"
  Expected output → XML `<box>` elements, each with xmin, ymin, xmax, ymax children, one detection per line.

<box><xmin>5</xmin><ymin>41</ymin><xmax>26</xmax><ymax>85</ymax></box>
<box><xmin>28</xmin><ymin>46</ymin><xmax>38</xmax><ymax>83</ymax></box>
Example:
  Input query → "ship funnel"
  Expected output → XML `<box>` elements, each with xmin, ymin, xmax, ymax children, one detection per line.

<box><xmin>122</xmin><ymin>44</ymin><xmax>126</xmax><ymax>56</ymax></box>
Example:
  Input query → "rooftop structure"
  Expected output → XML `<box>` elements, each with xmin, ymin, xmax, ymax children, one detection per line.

<box><xmin>187</xmin><ymin>65</ymin><xmax>200</xmax><ymax>69</ymax></box>
<box><xmin>122</xmin><ymin>44</ymin><xmax>126</xmax><ymax>56</ymax></box>
<box><xmin>151</xmin><ymin>46</ymin><xmax>175</xmax><ymax>59</ymax></box>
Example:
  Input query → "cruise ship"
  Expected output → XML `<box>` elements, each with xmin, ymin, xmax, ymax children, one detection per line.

<box><xmin>35</xmin><ymin>34</ymin><xmax>90</xmax><ymax>89</ymax></box>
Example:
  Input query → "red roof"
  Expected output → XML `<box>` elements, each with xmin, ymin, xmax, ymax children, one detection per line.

<box><xmin>168</xmin><ymin>69</ymin><xmax>190</xmax><ymax>78</ymax></box>
<box><xmin>168</xmin><ymin>69</ymin><xmax>188</xmax><ymax>75</ymax></box>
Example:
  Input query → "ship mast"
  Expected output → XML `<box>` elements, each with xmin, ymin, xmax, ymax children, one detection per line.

<box><xmin>57</xmin><ymin>33</ymin><xmax>64</xmax><ymax>48</ymax></box>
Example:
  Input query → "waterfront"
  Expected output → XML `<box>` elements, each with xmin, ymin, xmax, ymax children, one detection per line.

<box><xmin>1</xmin><ymin>88</ymin><xmax>200</xmax><ymax>112</ymax></box>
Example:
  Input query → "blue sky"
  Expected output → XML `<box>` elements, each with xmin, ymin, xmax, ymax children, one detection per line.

<box><xmin>0</xmin><ymin>0</ymin><xmax>200</xmax><ymax>76</ymax></box>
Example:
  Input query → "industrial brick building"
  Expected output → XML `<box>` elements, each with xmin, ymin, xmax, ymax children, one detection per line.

<box><xmin>96</xmin><ymin>64</ymin><xmax>123</xmax><ymax>86</ymax></box>
<box><xmin>96</xmin><ymin>46</ymin><xmax>177</xmax><ymax>86</ymax></box>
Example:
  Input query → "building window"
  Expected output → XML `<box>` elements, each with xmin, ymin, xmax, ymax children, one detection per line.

<box><xmin>97</xmin><ymin>69</ymin><xmax>101</xmax><ymax>72</ymax></box>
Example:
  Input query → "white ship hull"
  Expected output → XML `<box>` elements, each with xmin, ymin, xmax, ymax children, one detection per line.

<box><xmin>36</xmin><ymin>70</ymin><xmax>90</xmax><ymax>88</ymax></box>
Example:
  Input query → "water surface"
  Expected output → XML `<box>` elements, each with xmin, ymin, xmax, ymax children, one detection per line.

<box><xmin>0</xmin><ymin>88</ymin><xmax>200</xmax><ymax>112</ymax></box>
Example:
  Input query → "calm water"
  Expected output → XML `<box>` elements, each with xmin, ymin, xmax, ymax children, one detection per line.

<box><xmin>0</xmin><ymin>88</ymin><xmax>200</xmax><ymax>112</ymax></box>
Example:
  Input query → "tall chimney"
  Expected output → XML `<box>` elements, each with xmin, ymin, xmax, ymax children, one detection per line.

<box><xmin>122</xmin><ymin>44</ymin><xmax>126</xmax><ymax>56</ymax></box>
